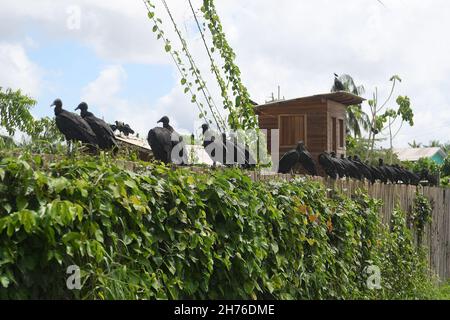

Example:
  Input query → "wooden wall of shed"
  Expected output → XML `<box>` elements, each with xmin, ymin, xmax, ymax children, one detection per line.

<box><xmin>327</xmin><ymin>100</ymin><xmax>347</xmax><ymax>157</ymax></box>
<box><xmin>256</xmin><ymin>97</ymin><xmax>348</xmax><ymax>176</ymax></box>
<box><xmin>256</xmin><ymin>97</ymin><xmax>328</xmax><ymax>157</ymax></box>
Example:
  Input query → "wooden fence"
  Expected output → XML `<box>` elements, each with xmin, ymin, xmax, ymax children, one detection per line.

<box><xmin>249</xmin><ymin>172</ymin><xmax>450</xmax><ymax>281</ymax></box>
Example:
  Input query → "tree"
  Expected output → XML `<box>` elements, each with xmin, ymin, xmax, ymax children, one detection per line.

<box><xmin>331</xmin><ymin>74</ymin><xmax>369</xmax><ymax>138</ymax></box>
<box><xmin>408</xmin><ymin>140</ymin><xmax>423</xmax><ymax>148</ymax></box>
<box><xmin>0</xmin><ymin>87</ymin><xmax>36</xmax><ymax>136</ymax></box>
<box><xmin>30</xmin><ymin>117</ymin><xmax>64</xmax><ymax>143</ymax></box>
<box><xmin>365</xmin><ymin>76</ymin><xmax>414</xmax><ymax>161</ymax></box>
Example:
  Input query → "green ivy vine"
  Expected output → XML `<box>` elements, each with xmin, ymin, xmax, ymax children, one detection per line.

<box><xmin>142</xmin><ymin>0</ymin><xmax>258</xmax><ymax>131</ymax></box>
<box><xmin>412</xmin><ymin>191</ymin><xmax>433</xmax><ymax>246</ymax></box>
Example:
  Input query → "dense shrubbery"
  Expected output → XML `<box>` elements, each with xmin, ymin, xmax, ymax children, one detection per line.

<box><xmin>0</xmin><ymin>153</ymin><xmax>436</xmax><ymax>299</ymax></box>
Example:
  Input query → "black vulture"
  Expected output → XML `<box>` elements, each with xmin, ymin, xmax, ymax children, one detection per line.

<box><xmin>147</xmin><ymin>127</ymin><xmax>172</xmax><ymax>163</ymax></box>
<box><xmin>298</xmin><ymin>142</ymin><xmax>317</xmax><ymax>176</ymax></box>
<box><xmin>278</xmin><ymin>141</ymin><xmax>316</xmax><ymax>175</ymax></box>
<box><xmin>51</xmin><ymin>99</ymin><xmax>98</xmax><ymax>152</ymax></box>
<box><xmin>330</xmin><ymin>152</ymin><xmax>346</xmax><ymax>178</ymax></box>
<box><xmin>378</xmin><ymin>159</ymin><xmax>396</xmax><ymax>184</ymax></box>
<box><xmin>352</xmin><ymin>156</ymin><xmax>374</xmax><ymax>183</ymax></box>
<box><xmin>201</xmin><ymin>124</ymin><xmax>228</xmax><ymax>166</ymax></box>
<box><xmin>420</xmin><ymin>169</ymin><xmax>438</xmax><ymax>187</ymax></box>
<box><xmin>367</xmin><ymin>162</ymin><xmax>387</xmax><ymax>184</ymax></box>
<box><xmin>148</xmin><ymin>117</ymin><xmax>187</xmax><ymax>165</ymax></box>
<box><xmin>319</xmin><ymin>152</ymin><xmax>338</xmax><ymax>179</ymax></box>
<box><xmin>75</xmin><ymin>102</ymin><xmax>118</xmax><ymax>152</ymax></box>
<box><xmin>340</xmin><ymin>154</ymin><xmax>361</xmax><ymax>180</ymax></box>
<box><xmin>278</xmin><ymin>145</ymin><xmax>300</xmax><ymax>174</ymax></box>
<box><xmin>391</xmin><ymin>164</ymin><xmax>408</xmax><ymax>184</ymax></box>
<box><xmin>158</xmin><ymin>116</ymin><xmax>175</xmax><ymax>133</ymax></box>
<box><xmin>333</xmin><ymin>73</ymin><xmax>345</xmax><ymax>91</ymax></box>
<box><xmin>158</xmin><ymin>116</ymin><xmax>188</xmax><ymax>165</ymax></box>
<box><xmin>227</xmin><ymin>133</ymin><xmax>257</xmax><ymax>169</ymax></box>
<box><xmin>403</xmin><ymin>167</ymin><xmax>420</xmax><ymax>186</ymax></box>
<box><xmin>112</xmin><ymin>121</ymin><xmax>135</xmax><ymax>136</ymax></box>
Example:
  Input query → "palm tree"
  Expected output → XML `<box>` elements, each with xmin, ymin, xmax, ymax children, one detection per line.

<box><xmin>408</xmin><ymin>140</ymin><xmax>422</xmax><ymax>148</ymax></box>
<box><xmin>427</xmin><ymin>140</ymin><xmax>442</xmax><ymax>148</ymax></box>
<box><xmin>331</xmin><ymin>74</ymin><xmax>369</xmax><ymax>138</ymax></box>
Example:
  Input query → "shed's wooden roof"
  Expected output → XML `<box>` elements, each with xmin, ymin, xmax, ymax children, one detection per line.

<box><xmin>254</xmin><ymin>91</ymin><xmax>365</xmax><ymax>110</ymax></box>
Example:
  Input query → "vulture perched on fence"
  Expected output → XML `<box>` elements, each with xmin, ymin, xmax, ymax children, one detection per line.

<box><xmin>201</xmin><ymin>124</ymin><xmax>228</xmax><ymax>166</ymax></box>
<box><xmin>298</xmin><ymin>142</ymin><xmax>317</xmax><ymax>176</ymax></box>
<box><xmin>340</xmin><ymin>154</ymin><xmax>361</xmax><ymax>180</ymax></box>
<box><xmin>319</xmin><ymin>152</ymin><xmax>338</xmax><ymax>179</ymax></box>
<box><xmin>352</xmin><ymin>156</ymin><xmax>374</xmax><ymax>183</ymax></box>
<box><xmin>378</xmin><ymin>159</ymin><xmax>396</xmax><ymax>184</ymax></box>
<box><xmin>278</xmin><ymin>141</ymin><xmax>316</xmax><ymax>175</ymax></box>
<box><xmin>51</xmin><ymin>99</ymin><xmax>98</xmax><ymax>152</ymax></box>
<box><xmin>147</xmin><ymin>116</ymin><xmax>187</xmax><ymax>165</ymax></box>
<box><xmin>330</xmin><ymin>152</ymin><xmax>346</xmax><ymax>178</ymax></box>
<box><xmin>75</xmin><ymin>102</ymin><xmax>118</xmax><ymax>152</ymax></box>
<box><xmin>227</xmin><ymin>133</ymin><xmax>257</xmax><ymax>169</ymax></box>
<box><xmin>420</xmin><ymin>169</ymin><xmax>439</xmax><ymax>187</ymax></box>
<box><xmin>147</xmin><ymin>126</ymin><xmax>172</xmax><ymax>164</ymax></box>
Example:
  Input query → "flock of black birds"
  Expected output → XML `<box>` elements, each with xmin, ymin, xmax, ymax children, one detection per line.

<box><xmin>278</xmin><ymin>141</ymin><xmax>438</xmax><ymax>186</ymax></box>
<box><xmin>50</xmin><ymin>98</ymin><xmax>256</xmax><ymax>167</ymax></box>
<box><xmin>147</xmin><ymin>119</ymin><xmax>256</xmax><ymax>168</ymax></box>
<box><xmin>50</xmin><ymin>97</ymin><xmax>438</xmax><ymax>186</ymax></box>
<box><xmin>51</xmin><ymin>99</ymin><xmax>135</xmax><ymax>154</ymax></box>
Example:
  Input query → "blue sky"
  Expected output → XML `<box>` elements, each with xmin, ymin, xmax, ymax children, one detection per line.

<box><xmin>1</xmin><ymin>0</ymin><xmax>450</xmax><ymax>146</ymax></box>
<box><xmin>26</xmin><ymin>31</ymin><xmax>174</xmax><ymax>124</ymax></box>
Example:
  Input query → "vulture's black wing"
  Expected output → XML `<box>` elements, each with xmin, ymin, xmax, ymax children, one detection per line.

<box><xmin>147</xmin><ymin>127</ymin><xmax>172</xmax><ymax>163</ymax></box>
<box><xmin>278</xmin><ymin>150</ymin><xmax>300</xmax><ymax>174</ymax></box>
<box><xmin>299</xmin><ymin>150</ymin><xmax>317</xmax><ymax>176</ymax></box>
<box><xmin>56</xmin><ymin>110</ymin><xmax>98</xmax><ymax>145</ymax></box>
<box><xmin>84</xmin><ymin>115</ymin><xmax>118</xmax><ymax>150</ymax></box>
<box><xmin>318</xmin><ymin>153</ymin><xmax>337</xmax><ymax>179</ymax></box>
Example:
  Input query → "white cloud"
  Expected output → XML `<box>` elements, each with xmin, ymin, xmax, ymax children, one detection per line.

<box><xmin>80</xmin><ymin>65</ymin><xmax>197</xmax><ymax>138</ymax></box>
<box><xmin>0</xmin><ymin>42</ymin><xmax>42</xmax><ymax>96</ymax></box>
<box><xmin>3</xmin><ymin>0</ymin><xmax>450</xmax><ymax>147</ymax></box>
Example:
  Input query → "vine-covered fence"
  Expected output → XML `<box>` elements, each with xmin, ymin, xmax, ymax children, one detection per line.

<box><xmin>250</xmin><ymin>172</ymin><xmax>450</xmax><ymax>281</ymax></box>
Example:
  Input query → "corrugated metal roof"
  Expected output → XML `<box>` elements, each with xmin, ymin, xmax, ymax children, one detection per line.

<box><xmin>115</xmin><ymin>137</ymin><xmax>215</xmax><ymax>166</ymax></box>
<box><xmin>116</xmin><ymin>135</ymin><xmax>151</xmax><ymax>150</ymax></box>
<box><xmin>393</xmin><ymin>147</ymin><xmax>446</xmax><ymax>162</ymax></box>
<box><xmin>254</xmin><ymin>91</ymin><xmax>365</xmax><ymax>109</ymax></box>
<box><xmin>185</xmin><ymin>145</ymin><xmax>214</xmax><ymax>166</ymax></box>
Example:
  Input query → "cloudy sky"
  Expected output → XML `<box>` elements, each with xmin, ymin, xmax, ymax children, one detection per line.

<box><xmin>1</xmin><ymin>0</ymin><xmax>449</xmax><ymax>147</ymax></box>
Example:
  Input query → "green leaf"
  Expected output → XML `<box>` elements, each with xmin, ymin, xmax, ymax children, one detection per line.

<box><xmin>0</xmin><ymin>276</ymin><xmax>10</xmax><ymax>288</ymax></box>
<box><xmin>18</xmin><ymin>210</ymin><xmax>37</xmax><ymax>234</ymax></box>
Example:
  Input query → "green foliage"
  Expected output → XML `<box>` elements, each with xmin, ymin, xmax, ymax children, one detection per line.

<box><xmin>144</xmin><ymin>0</ymin><xmax>258</xmax><ymax>131</ymax></box>
<box><xmin>346</xmin><ymin>136</ymin><xmax>400</xmax><ymax>165</ymax></box>
<box><xmin>403</xmin><ymin>158</ymin><xmax>441</xmax><ymax>176</ymax></box>
<box><xmin>412</xmin><ymin>192</ymin><xmax>433</xmax><ymax>246</ymax></box>
<box><xmin>202</xmin><ymin>0</ymin><xmax>258</xmax><ymax>130</ymax></box>
<box><xmin>0</xmin><ymin>87</ymin><xmax>36</xmax><ymax>136</ymax></box>
<box><xmin>0</xmin><ymin>154</ymin><xmax>435</xmax><ymax>299</ymax></box>
<box><xmin>376</xmin><ymin>207</ymin><xmax>435</xmax><ymax>299</ymax></box>
<box><xmin>30</xmin><ymin>117</ymin><xmax>63</xmax><ymax>143</ymax></box>
<box><xmin>331</xmin><ymin>74</ymin><xmax>369</xmax><ymax>138</ymax></box>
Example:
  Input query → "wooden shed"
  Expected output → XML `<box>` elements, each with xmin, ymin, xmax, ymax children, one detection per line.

<box><xmin>255</xmin><ymin>92</ymin><xmax>365</xmax><ymax>174</ymax></box>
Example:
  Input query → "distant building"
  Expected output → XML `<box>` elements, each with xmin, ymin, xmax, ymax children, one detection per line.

<box><xmin>393</xmin><ymin>147</ymin><xmax>447</xmax><ymax>165</ymax></box>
